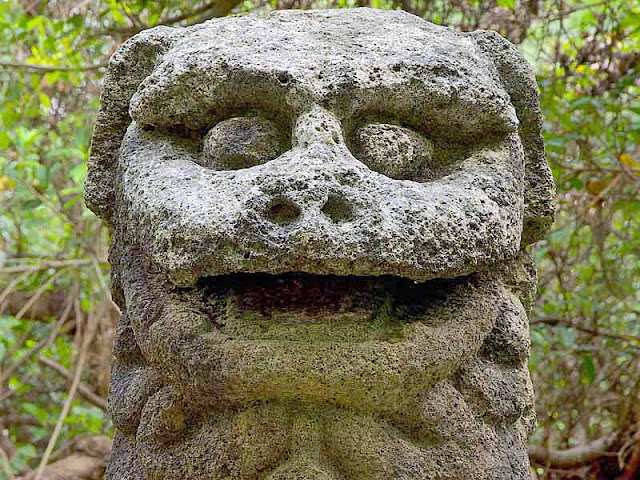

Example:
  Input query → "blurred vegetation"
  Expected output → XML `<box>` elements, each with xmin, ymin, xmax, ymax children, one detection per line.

<box><xmin>0</xmin><ymin>1</ymin><xmax>638</xmax><ymax>479</ymax></box>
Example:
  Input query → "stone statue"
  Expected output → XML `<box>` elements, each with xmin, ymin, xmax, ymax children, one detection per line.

<box><xmin>86</xmin><ymin>8</ymin><xmax>555</xmax><ymax>479</ymax></box>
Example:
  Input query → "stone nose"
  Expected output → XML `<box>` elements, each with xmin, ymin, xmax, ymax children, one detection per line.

<box><xmin>263</xmin><ymin>192</ymin><xmax>355</xmax><ymax>226</ymax></box>
<box><xmin>319</xmin><ymin>193</ymin><xmax>354</xmax><ymax>223</ymax></box>
<box><xmin>264</xmin><ymin>196</ymin><xmax>302</xmax><ymax>225</ymax></box>
<box><xmin>292</xmin><ymin>106</ymin><xmax>345</xmax><ymax>149</ymax></box>
<box><xmin>259</xmin><ymin>106</ymin><xmax>357</xmax><ymax>227</ymax></box>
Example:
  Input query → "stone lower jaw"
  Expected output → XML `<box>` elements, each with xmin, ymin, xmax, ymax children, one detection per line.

<box><xmin>127</xmin><ymin>270</ymin><xmax>504</xmax><ymax>412</ymax></box>
<box><xmin>113</xmin><ymin>255</ymin><xmax>534</xmax><ymax>480</ymax></box>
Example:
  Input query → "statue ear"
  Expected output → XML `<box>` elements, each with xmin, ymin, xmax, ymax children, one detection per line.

<box><xmin>85</xmin><ymin>26</ymin><xmax>181</xmax><ymax>225</ymax></box>
<box><xmin>470</xmin><ymin>30</ymin><xmax>555</xmax><ymax>245</ymax></box>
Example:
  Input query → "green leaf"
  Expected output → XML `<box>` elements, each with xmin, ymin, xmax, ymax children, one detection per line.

<box><xmin>581</xmin><ymin>355</ymin><xmax>596</xmax><ymax>384</ymax></box>
<box><xmin>22</xmin><ymin>403</ymin><xmax>49</xmax><ymax>424</ymax></box>
<box><xmin>497</xmin><ymin>0</ymin><xmax>516</xmax><ymax>9</ymax></box>
<box><xmin>39</xmin><ymin>92</ymin><xmax>51</xmax><ymax>109</ymax></box>
<box><xmin>69</xmin><ymin>162</ymin><xmax>87</xmax><ymax>184</ymax></box>
<box><xmin>570</xmin><ymin>178</ymin><xmax>584</xmax><ymax>190</ymax></box>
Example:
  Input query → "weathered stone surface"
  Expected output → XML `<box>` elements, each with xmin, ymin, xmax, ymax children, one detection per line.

<box><xmin>203</xmin><ymin>116</ymin><xmax>289</xmax><ymax>170</ymax></box>
<box><xmin>86</xmin><ymin>8</ymin><xmax>554</xmax><ymax>480</ymax></box>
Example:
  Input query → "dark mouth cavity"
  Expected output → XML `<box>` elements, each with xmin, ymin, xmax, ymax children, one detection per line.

<box><xmin>196</xmin><ymin>272</ymin><xmax>472</xmax><ymax>320</ymax></box>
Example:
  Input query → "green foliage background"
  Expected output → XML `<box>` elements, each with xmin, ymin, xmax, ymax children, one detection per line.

<box><xmin>0</xmin><ymin>1</ymin><xmax>638</xmax><ymax>478</ymax></box>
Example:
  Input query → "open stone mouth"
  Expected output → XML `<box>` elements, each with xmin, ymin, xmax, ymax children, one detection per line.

<box><xmin>193</xmin><ymin>272</ymin><xmax>471</xmax><ymax>343</ymax></box>
<box><xmin>135</xmin><ymin>267</ymin><xmax>498</xmax><ymax>408</ymax></box>
<box><xmin>134</xmin><ymin>271</ymin><xmax>505</xmax><ymax>477</ymax></box>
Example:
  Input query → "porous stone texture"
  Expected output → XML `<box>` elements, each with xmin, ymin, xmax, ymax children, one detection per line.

<box><xmin>86</xmin><ymin>8</ymin><xmax>555</xmax><ymax>480</ymax></box>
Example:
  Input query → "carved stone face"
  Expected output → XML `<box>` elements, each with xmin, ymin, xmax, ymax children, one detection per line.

<box><xmin>87</xmin><ymin>8</ymin><xmax>554</xmax><ymax>480</ymax></box>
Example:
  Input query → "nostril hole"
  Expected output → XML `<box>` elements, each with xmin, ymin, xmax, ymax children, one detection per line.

<box><xmin>321</xmin><ymin>194</ymin><xmax>353</xmax><ymax>223</ymax></box>
<box><xmin>265</xmin><ymin>197</ymin><xmax>301</xmax><ymax>225</ymax></box>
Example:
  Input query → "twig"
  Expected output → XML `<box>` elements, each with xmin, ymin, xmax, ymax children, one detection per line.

<box><xmin>14</xmin><ymin>177</ymin><xmax>76</xmax><ymax>228</ymax></box>
<box><xmin>0</xmin><ymin>289</ymin><xmax>73</xmax><ymax>387</ymax></box>
<box><xmin>33</xmin><ymin>303</ymin><xmax>100</xmax><ymax>480</ymax></box>
<box><xmin>91</xmin><ymin>255</ymin><xmax>120</xmax><ymax>314</ymax></box>
<box><xmin>0</xmin><ymin>259</ymin><xmax>93</xmax><ymax>274</ymax></box>
<box><xmin>37</xmin><ymin>356</ymin><xmax>107</xmax><ymax>411</ymax></box>
<box><xmin>12</xmin><ymin>270</ymin><xmax>65</xmax><ymax>321</ymax></box>
<box><xmin>528</xmin><ymin>432</ymin><xmax>618</xmax><ymax>468</ymax></box>
<box><xmin>96</xmin><ymin>0</ymin><xmax>242</xmax><ymax>36</ymax></box>
<box><xmin>531</xmin><ymin>317</ymin><xmax>640</xmax><ymax>347</ymax></box>
<box><xmin>0</xmin><ymin>372</ymin><xmax>35</xmax><ymax>404</ymax></box>
<box><xmin>0</xmin><ymin>445</ymin><xmax>14</xmax><ymax>480</ymax></box>
<box><xmin>540</xmin><ymin>0</ymin><xmax>611</xmax><ymax>23</ymax></box>
<box><xmin>617</xmin><ymin>435</ymin><xmax>640</xmax><ymax>480</ymax></box>
<box><xmin>0</xmin><ymin>61</ymin><xmax>108</xmax><ymax>72</ymax></box>
<box><xmin>90</xmin><ymin>256</ymin><xmax>110</xmax><ymax>294</ymax></box>
<box><xmin>186</xmin><ymin>0</ymin><xmax>243</xmax><ymax>25</ymax></box>
<box><xmin>156</xmin><ymin>0</ymin><xmax>224</xmax><ymax>26</ymax></box>
<box><xmin>0</xmin><ymin>270</ymin><xmax>31</xmax><ymax>313</ymax></box>
<box><xmin>0</xmin><ymin>325</ymin><xmax>33</xmax><ymax>375</ymax></box>
<box><xmin>0</xmin><ymin>414</ymin><xmax>41</xmax><ymax>427</ymax></box>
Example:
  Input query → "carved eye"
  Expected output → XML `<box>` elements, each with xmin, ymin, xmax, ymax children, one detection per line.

<box><xmin>350</xmin><ymin>123</ymin><xmax>434</xmax><ymax>180</ymax></box>
<box><xmin>201</xmin><ymin>116</ymin><xmax>288</xmax><ymax>170</ymax></box>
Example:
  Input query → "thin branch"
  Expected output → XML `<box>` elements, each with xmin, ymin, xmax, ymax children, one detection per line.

<box><xmin>617</xmin><ymin>436</ymin><xmax>640</xmax><ymax>480</ymax></box>
<box><xmin>91</xmin><ymin>255</ymin><xmax>120</xmax><ymax>314</ymax></box>
<box><xmin>33</xmin><ymin>304</ymin><xmax>100</xmax><ymax>480</ymax></box>
<box><xmin>540</xmin><ymin>0</ymin><xmax>611</xmax><ymax>24</ymax></box>
<box><xmin>14</xmin><ymin>177</ymin><xmax>77</xmax><ymax>229</ymax></box>
<box><xmin>96</xmin><ymin>0</ymin><xmax>242</xmax><ymax>36</ymax></box>
<box><xmin>528</xmin><ymin>433</ymin><xmax>618</xmax><ymax>468</ymax></box>
<box><xmin>0</xmin><ymin>445</ymin><xmax>14</xmax><ymax>480</ymax></box>
<box><xmin>186</xmin><ymin>0</ymin><xmax>244</xmax><ymax>25</ymax></box>
<box><xmin>98</xmin><ymin>2</ymin><xmax>214</xmax><ymax>34</ymax></box>
<box><xmin>12</xmin><ymin>270</ymin><xmax>66</xmax><ymax>321</ymax></box>
<box><xmin>0</xmin><ymin>61</ymin><xmax>108</xmax><ymax>73</ymax></box>
<box><xmin>532</xmin><ymin>317</ymin><xmax>640</xmax><ymax>347</ymax></box>
<box><xmin>158</xmin><ymin>0</ymin><xmax>226</xmax><ymax>26</ymax></box>
<box><xmin>0</xmin><ymin>259</ymin><xmax>94</xmax><ymax>274</ymax></box>
<box><xmin>0</xmin><ymin>270</ymin><xmax>31</xmax><ymax>314</ymax></box>
<box><xmin>0</xmin><ymin>288</ymin><xmax>73</xmax><ymax>387</ymax></box>
<box><xmin>0</xmin><ymin>414</ymin><xmax>41</xmax><ymax>427</ymax></box>
<box><xmin>37</xmin><ymin>356</ymin><xmax>107</xmax><ymax>411</ymax></box>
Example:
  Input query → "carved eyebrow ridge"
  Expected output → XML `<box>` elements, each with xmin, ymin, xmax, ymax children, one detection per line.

<box><xmin>131</xmin><ymin>53</ymin><xmax>516</xmax><ymax>142</ymax></box>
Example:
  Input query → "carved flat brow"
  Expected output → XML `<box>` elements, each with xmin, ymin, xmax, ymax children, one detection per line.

<box><xmin>346</xmin><ymin>107</ymin><xmax>517</xmax><ymax>143</ymax></box>
<box><xmin>131</xmin><ymin>69</ymin><xmax>305</xmax><ymax>129</ymax></box>
<box><xmin>336</xmin><ymin>82</ymin><xmax>519</xmax><ymax>140</ymax></box>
